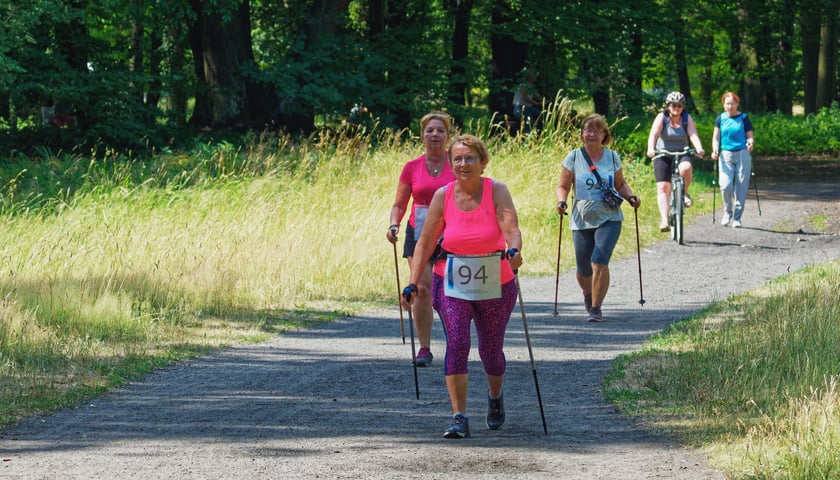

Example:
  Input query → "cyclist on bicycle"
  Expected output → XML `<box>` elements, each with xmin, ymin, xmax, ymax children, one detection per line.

<box><xmin>646</xmin><ymin>91</ymin><xmax>705</xmax><ymax>232</ymax></box>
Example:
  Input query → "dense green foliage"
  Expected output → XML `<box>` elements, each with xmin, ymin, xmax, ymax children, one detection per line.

<box><xmin>1</xmin><ymin>0</ymin><xmax>838</xmax><ymax>153</ymax></box>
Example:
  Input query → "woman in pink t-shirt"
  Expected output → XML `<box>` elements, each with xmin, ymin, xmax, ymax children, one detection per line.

<box><xmin>403</xmin><ymin>134</ymin><xmax>523</xmax><ymax>439</ymax></box>
<box><xmin>387</xmin><ymin>112</ymin><xmax>456</xmax><ymax>367</ymax></box>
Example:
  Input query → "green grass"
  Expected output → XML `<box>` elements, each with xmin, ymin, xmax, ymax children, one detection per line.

<box><xmin>808</xmin><ymin>214</ymin><xmax>830</xmax><ymax>232</ymax></box>
<box><xmin>604</xmin><ymin>261</ymin><xmax>840</xmax><ymax>478</ymax></box>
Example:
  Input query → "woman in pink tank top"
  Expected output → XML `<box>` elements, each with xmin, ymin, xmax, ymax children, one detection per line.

<box><xmin>387</xmin><ymin>112</ymin><xmax>455</xmax><ymax>368</ymax></box>
<box><xmin>403</xmin><ymin>134</ymin><xmax>522</xmax><ymax>439</ymax></box>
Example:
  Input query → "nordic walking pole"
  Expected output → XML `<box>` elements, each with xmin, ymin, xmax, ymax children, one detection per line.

<box><xmin>512</xmin><ymin>262</ymin><xmax>548</xmax><ymax>435</ymax></box>
<box><xmin>552</xmin><ymin>211</ymin><xmax>565</xmax><ymax>316</ymax></box>
<box><xmin>712</xmin><ymin>157</ymin><xmax>718</xmax><ymax>224</ymax></box>
<box><xmin>390</xmin><ymin>227</ymin><xmax>405</xmax><ymax>344</ymax></box>
<box><xmin>752</xmin><ymin>170</ymin><xmax>762</xmax><ymax>216</ymax></box>
<box><xmin>402</xmin><ymin>285</ymin><xmax>420</xmax><ymax>400</ymax></box>
<box><xmin>633</xmin><ymin>204</ymin><xmax>646</xmax><ymax>306</ymax></box>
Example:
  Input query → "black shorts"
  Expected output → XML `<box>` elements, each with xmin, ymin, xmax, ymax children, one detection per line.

<box><xmin>654</xmin><ymin>154</ymin><xmax>692</xmax><ymax>182</ymax></box>
<box><xmin>402</xmin><ymin>223</ymin><xmax>417</xmax><ymax>258</ymax></box>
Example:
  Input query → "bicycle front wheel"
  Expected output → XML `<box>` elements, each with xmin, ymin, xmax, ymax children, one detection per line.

<box><xmin>674</xmin><ymin>180</ymin><xmax>685</xmax><ymax>245</ymax></box>
<box><xmin>669</xmin><ymin>182</ymin><xmax>678</xmax><ymax>241</ymax></box>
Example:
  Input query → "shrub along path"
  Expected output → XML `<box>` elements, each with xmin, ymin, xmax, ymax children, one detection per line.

<box><xmin>1</xmin><ymin>161</ymin><xmax>839</xmax><ymax>479</ymax></box>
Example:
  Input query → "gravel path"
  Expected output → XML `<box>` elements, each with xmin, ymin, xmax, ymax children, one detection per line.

<box><xmin>2</xmin><ymin>171</ymin><xmax>839</xmax><ymax>479</ymax></box>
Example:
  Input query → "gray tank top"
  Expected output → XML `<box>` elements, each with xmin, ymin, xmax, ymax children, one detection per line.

<box><xmin>656</xmin><ymin>113</ymin><xmax>689</xmax><ymax>151</ymax></box>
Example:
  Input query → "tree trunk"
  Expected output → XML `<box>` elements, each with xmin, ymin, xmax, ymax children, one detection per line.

<box><xmin>816</xmin><ymin>15</ymin><xmax>837</xmax><ymax>109</ymax></box>
<box><xmin>448</xmin><ymin>0</ymin><xmax>474</xmax><ymax>106</ymax></box>
<box><xmin>490</xmin><ymin>0</ymin><xmax>527</xmax><ymax>117</ymax></box>
<box><xmin>54</xmin><ymin>0</ymin><xmax>90</xmax><ymax>128</ymax></box>
<box><xmin>801</xmin><ymin>8</ymin><xmax>821</xmax><ymax>114</ymax></box>
<box><xmin>273</xmin><ymin>0</ymin><xmax>351</xmax><ymax>133</ymax></box>
<box><xmin>771</xmin><ymin>8</ymin><xmax>795</xmax><ymax>114</ymax></box>
<box><xmin>734</xmin><ymin>5</ymin><xmax>762</xmax><ymax>112</ymax></box>
<box><xmin>130</xmin><ymin>0</ymin><xmax>144</xmax><ymax>104</ymax></box>
<box><xmin>0</xmin><ymin>94</ymin><xmax>9</xmax><ymax>126</ymax></box>
<box><xmin>166</xmin><ymin>24</ymin><xmax>188</xmax><ymax>125</ymax></box>
<box><xmin>674</xmin><ymin>28</ymin><xmax>693</xmax><ymax>112</ymax></box>
<box><xmin>187</xmin><ymin>0</ymin><xmax>210</xmax><ymax>125</ymax></box>
<box><xmin>368</xmin><ymin>0</ymin><xmax>385</xmax><ymax>34</ymax></box>
<box><xmin>188</xmin><ymin>0</ymin><xmax>275</xmax><ymax>129</ymax></box>
<box><xmin>146</xmin><ymin>28</ymin><xmax>163</xmax><ymax>112</ymax></box>
<box><xmin>199</xmin><ymin>1</ymin><xmax>250</xmax><ymax>126</ymax></box>
<box><xmin>698</xmin><ymin>32</ymin><xmax>715</xmax><ymax>113</ymax></box>
<box><xmin>592</xmin><ymin>90</ymin><xmax>609</xmax><ymax>116</ymax></box>
<box><xmin>625</xmin><ymin>31</ymin><xmax>644</xmax><ymax>115</ymax></box>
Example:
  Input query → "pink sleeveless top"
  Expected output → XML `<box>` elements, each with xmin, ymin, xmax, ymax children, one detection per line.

<box><xmin>398</xmin><ymin>154</ymin><xmax>455</xmax><ymax>228</ymax></box>
<box><xmin>433</xmin><ymin>177</ymin><xmax>514</xmax><ymax>284</ymax></box>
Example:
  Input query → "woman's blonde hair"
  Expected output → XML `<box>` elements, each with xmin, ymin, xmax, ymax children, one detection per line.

<box><xmin>580</xmin><ymin>114</ymin><xmax>612</xmax><ymax>145</ymax></box>
<box><xmin>420</xmin><ymin>111</ymin><xmax>452</xmax><ymax>134</ymax></box>
<box><xmin>448</xmin><ymin>134</ymin><xmax>489</xmax><ymax>163</ymax></box>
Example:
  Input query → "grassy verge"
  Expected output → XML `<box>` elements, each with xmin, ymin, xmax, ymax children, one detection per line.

<box><xmin>604</xmin><ymin>260</ymin><xmax>840</xmax><ymax>478</ymax></box>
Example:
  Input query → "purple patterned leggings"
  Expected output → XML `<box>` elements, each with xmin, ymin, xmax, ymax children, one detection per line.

<box><xmin>432</xmin><ymin>274</ymin><xmax>518</xmax><ymax>376</ymax></box>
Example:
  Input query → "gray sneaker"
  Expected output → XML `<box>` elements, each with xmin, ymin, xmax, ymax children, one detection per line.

<box><xmin>486</xmin><ymin>393</ymin><xmax>505</xmax><ymax>430</ymax></box>
<box><xmin>587</xmin><ymin>306</ymin><xmax>603</xmax><ymax>322</ymax></box>
<box><xmin>444</xmin><ymin>413</ymin><xmax>470</xmax><ymax>439</ymax></box>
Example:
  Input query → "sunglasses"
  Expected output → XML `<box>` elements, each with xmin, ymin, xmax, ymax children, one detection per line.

<box><xmin>670</xmin><ymin>103</ymin><xmax>684</xmax><ymax>108</ymax></box>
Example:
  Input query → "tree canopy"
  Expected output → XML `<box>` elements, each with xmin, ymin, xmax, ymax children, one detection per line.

<box><xmin>1</xmin><ymin>0</ymin><xmax>838</xmax><ymax>151</ymax></box>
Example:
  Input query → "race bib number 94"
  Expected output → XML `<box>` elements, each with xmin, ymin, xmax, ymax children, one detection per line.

<box><xmin>444</xmin><ymin>254</ymin><xmax>502</xmax><ymax>301</ymax></box>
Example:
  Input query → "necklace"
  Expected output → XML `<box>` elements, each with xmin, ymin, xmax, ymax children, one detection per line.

<box><xmin>427</xmin><ymin>157</ymin><xmax>444</xmax><ymax>176</ymax></box>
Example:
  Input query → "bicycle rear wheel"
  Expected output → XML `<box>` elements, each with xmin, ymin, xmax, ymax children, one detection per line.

<box><xmin>673</xmin><ymin>180</ymin><xmax>685</xmax><ymax>244</ymax></box>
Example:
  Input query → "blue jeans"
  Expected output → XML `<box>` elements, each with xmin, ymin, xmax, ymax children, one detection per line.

<box><xmin>719</xmin><ymin>150</ymin><xmax>752</xmax><ymax>221</ymax></box>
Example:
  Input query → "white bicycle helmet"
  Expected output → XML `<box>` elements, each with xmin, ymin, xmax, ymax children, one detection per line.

<box><xmin>665</xmin><ymin>91</ymin><xmax>686</xmax><ymax>105</ymax></box>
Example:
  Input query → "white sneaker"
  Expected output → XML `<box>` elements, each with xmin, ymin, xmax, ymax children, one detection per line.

<box><xmin>720</xmin><ymin>213</ymin><xmax>731</xmax><ymax>226</ymax></box>
<box><xmin>732</xmin><ymin>220</ymin><xmax>742</xmax><ymax>228</ymax></box>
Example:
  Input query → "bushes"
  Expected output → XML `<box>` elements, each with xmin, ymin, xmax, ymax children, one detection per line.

<box><xmin>755</xmin><ymin>105</ymin><xmax>840</xmax><ymax>154</ymax></box>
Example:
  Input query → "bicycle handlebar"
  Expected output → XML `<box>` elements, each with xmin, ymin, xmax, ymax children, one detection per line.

<box><xmin>652</xmin><ymin>147</ymin><xmax>700</xmax><ymax>161</ymax></box>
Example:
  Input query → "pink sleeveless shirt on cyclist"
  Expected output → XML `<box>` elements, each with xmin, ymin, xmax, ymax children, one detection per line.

<box><xmin>433</xmin><ymin>177</ymin><xmax>514</xmax><ymax>284</ymax></box>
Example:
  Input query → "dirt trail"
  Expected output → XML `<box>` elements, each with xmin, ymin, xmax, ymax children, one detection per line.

<box><xmin>2</xmin><ymin>168</ymin><xmax>839</xmax><ymax>479</ymax></box>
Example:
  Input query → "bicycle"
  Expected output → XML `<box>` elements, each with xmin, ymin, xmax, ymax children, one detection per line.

<box><xmin>653</xmin><ymin>147</ymin><xmax>697</xmax><ymax>245</ymax></box>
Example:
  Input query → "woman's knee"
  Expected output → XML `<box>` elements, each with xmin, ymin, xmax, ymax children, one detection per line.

<box><xmin>576</xmin><ymin>261</ymin><xmax>593</xmax><ymax>277</ymax></box>
<box><xmin>592</xmin><ymin>262</ymin><xmax>609</xmax><ymax>274</ymax></box>
<box><xmin>680</xmin><ymin>165</ymin><xmax>693</xmax><ymax>182</ymax></box>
